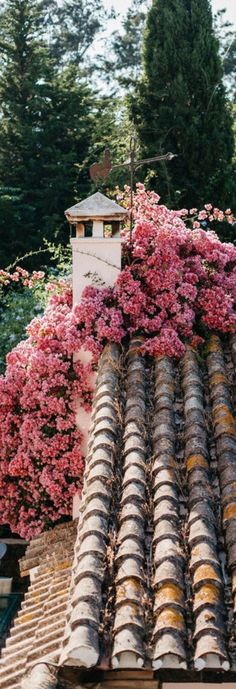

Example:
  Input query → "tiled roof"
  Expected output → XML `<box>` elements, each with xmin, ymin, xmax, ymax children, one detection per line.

<box><xmin>59</xmin><ymin>336</ymin><xmax>236</xmax><ymax>674</ymax></box>
<box><xmin>1</xmin><ymin>334</ymin><xmax>236</xmax><ymax>687</ymax></box>
<box><xmin>0</xmin><ymin>521</ymin><xmax>77</xmax><ymax>689</ymax></box>
<box><xmin>65</xmin><ymin>192</ymin><xmax>127</xmax><ymax>221</ymax></box>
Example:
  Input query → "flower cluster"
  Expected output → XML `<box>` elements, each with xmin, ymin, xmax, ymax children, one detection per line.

<box><xmin>0</xmin><ymin>185</ymin><xmax>235</xmax><ymax>537</ymax></box>
<box><xmin>0</xmin><ymin>267</ymin><xmax>45</xmax><ymax>289</ymax></box>
<box><xmin>188</xmin><ymin>203</ymin><xmax>234</xmax><ymax>228</ymax></box>
<box><xmin>75</xmin><ymin>184</ymin><xmax>236</xmax><ymax>358</ymax></box>
<box><xmin>0</xmin><ymin>287</ymin><xmax>94</xmax><ymax>538</ymax></box>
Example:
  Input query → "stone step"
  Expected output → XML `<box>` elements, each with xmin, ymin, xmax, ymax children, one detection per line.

<box><xmin>20</xmin><ymin>598</ymin><xmax>46</xmax><ymax>614</ymax></box>
<box><xmin>34</xmin><ymin>618</ymin><xmax>65</xmax><ymax>640</ymax></box>
<box><xmin>23</xmin><ymin>571</ymin><xmax>70</xmax><ymax>602</ymax></box>
<box><xmin>11</xmin><ymin>594</ymin><xmax>68</xmax><ymax>641</ymax></box>
<box><xmin>2</xmin><ymin>679</ymin><xmax>22</xmax><ymax>689</ymax></box>
<box><xmin>51</xmin><ymin>569</ymin><xmax>71</xmax><ymax>582</ymax></box>
<box><xmin>11</xmin><ymin>600</ymin><xmax>67</xmax><ymax>642</ymax></box>
<box><xmin>20</xmin><ymin>590</ymin><xmax>68</xmax><ymax>621</ymax></box>
<box><xmin>26</xmin><ymin>638</ymin><xmax>61</xmax><ymax>663</ymax></box>
<box><xmin>0</xmin><ymin>657</ymin><xmax>25</xmax><ymax>686</ymax></box>
<box><xmin>0</xmin><ymin>655</ymin><xmax>25</xmax><ymax>675</ymax></box>
<box><xmin>45</xmin><ymin>599</ymin><xmax>68</xmax><ymax>615</ymax></box>
<box><xmin>1</xmin><ymin>644</ymin><xmax>30</xmax><ymax>667</ymax></box>
<box><xmin>26</xmin><ymin>650</ymin><xmax>60</xmax><ymax>671</ymax></box>
<box><xmin>15</xmin><ymin>593</ymin><xmax>68</xmax><ymax>634</ymax></box>
<box><xmin>25</xmin><ymin>580</ymin><xmax>53</xmax><ymax>597</ymax></box>
<box><xmin>48</xmin><ymin>583</ymin><xmax>70</xmax><ymax>600</ymax></box>
<box><xmin>3</xmin><ymin>635</ymin><xmax>31</xmax><ymax>654</ymax></box>
<box><xmin>51</xmin><ymin>557</ymin><xmax>73</xmax><ymax>577</ymax></box>
<box><xmin>20</xmin><ymin>555</ymin><xmax>43</xmax><ymax>574</ymax></box>
<box><xmin>25</xmin><ymin>587</ymin><xmax>49</xmax><ymax>603</ymax></box>
<box><xmin>8</xmin><ymin>617</ymin><xmax>39</xmax><ymax>643</ymax></box>
<box><xmin>35</xmin><ymin>558</ymin><xmax>73</xmax><ymax>577</ymax></box>
<box><xmin>37</xmin><ymin>602</ymin><xmax>68</xmax><ymax>626</ymax></box>
<box><xmin>0</xmin><ymin>673</ymin><xmax>22</xmax><ymax>689</ymax></box>
<box><xmin>14</xmin><ymin>605</ymin><xmax>42</xmax><ymax>633</ymax></box>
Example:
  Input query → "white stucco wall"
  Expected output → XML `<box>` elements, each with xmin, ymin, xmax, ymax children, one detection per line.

<box><xmin>71</xmin><ymin>237</ymin><xmax>122</xmax><ymax>305</ymax></box>
<box><xmin>71</xmin><ymin>237</ymin><xmax>122</xmax><ymax>519</ymax></box>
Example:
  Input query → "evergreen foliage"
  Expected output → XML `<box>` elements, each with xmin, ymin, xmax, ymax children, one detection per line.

<box><xmin>0</xmin><ymin>0</ymin><xmax>97</xmax><ymax>267</ymax></box>
<box><xmin>0</xmin><ymin>0</ymin><xmax>235</xmax><ymax>263</ymax></box>
<box><xmin>109</xmin><ymin>0</ymin><xmax>147</xmax><ymax>88</ymax></box>
<box><xmin>50</xmin><ymin>0</ymin><xmax>108</xmax><ymax>70</ymax></box>
<box><xmin>131</xmin><ymin>0</ymin><xmax>235</xmax><ymax>212</ymax></box>
<box><xmin>214</xmin><ymin>8</ymin><xmax>236</xmax><ymax>102</ymax></box>
<box><xmin>0</xmin><ymin>0</ymin><xmax>51</xmax><ymax>263</ymax></box>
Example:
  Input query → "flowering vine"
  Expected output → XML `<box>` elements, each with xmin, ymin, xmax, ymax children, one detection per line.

<box><xmin>0</xmin><ymin>285</ymin><xmax>93</xmax><ymax>538</ymax></box>
<box><xmin>0</xmin><ymin>185</ymin><xmax>235</xmax><ymax>537</ymax></box>
<box><xmin>71</xmin><ymin>185</ymin><xmax>236</xmax><ymax>358</ymax></box>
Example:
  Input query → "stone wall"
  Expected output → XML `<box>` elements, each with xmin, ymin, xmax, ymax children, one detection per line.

<box><xmin>0</xmin><ymin>521</ymin><xmax>77</xmax><ymax>689</ymax></box>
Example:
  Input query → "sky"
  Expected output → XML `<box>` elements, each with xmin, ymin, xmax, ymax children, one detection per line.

<box><xmin>211</xmin><ymin>0</ymin><xmax>236</xmax><ymax>26</ymax></box>
<box><xmin>103</xmin><ymin>0</ymin><xmax>236</xmax><ymax>29</ymax></box>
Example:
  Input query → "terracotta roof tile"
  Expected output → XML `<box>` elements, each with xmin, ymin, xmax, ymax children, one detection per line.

<box><xmin>0</xmin><ymin>521</ymin><xmax>76</xmax><ymax>689</ymax></box>
<box><xmin>181</xmin><ymin>348</ymin><xmax>229</xmax><ymax>671</ymax></box>
<box><xmin>1</xmin><ymin>335</ymin><xmax>236</xmax><ymax>687</ymax></box>
<box><xmin>59</xmin><ymin>344</ymin><xmax>121</xmax><ymax>670</ymax></box>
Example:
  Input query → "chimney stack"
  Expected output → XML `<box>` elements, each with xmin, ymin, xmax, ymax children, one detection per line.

<box><xmin>65</xmin><ymin>192</ymin><xmax>127</xmax><ymax>518</ymax></box>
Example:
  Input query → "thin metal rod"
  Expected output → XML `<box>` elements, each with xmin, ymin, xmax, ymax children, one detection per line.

<box><xmin>89</xmin><ymin>142</ymin><xmax>177</xmax><ymax>243</ymax></box>
<box><xmin>112</xmin><ymin>152</ymin><xmax>177</xmax><ymax>171</ymax></box>
<box><xmin>129</xmin><ymin>136</ymin><xmax>136</xmax><ymax>241</ymax></box>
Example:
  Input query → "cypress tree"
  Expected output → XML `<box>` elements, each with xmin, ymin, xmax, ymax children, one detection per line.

<box><xmin>131</xmin><ymin>0</ymin><xmax>235</xmax><ymax>211</ymax></box>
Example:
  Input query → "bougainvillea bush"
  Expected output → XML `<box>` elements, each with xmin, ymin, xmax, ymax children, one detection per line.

<box><xmin>0</xmin><ymin>185</ymin><xmax>235</xmax><ymax>537</ymax></box>
<box><xmin>0</xmin><ymin>267</ymin><xmax>46</xmax><ymax>374</ymax></box>
<box><xmin>0</xmin><ymin>242</ymin><xmax>72</xmax><ymax>373</ymax></box>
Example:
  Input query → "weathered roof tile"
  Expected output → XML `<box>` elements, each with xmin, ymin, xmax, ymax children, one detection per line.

<box><xmin>2</xmin><ymin>335</ymin><xmax>236</xmax><ymax>686</ymax></box>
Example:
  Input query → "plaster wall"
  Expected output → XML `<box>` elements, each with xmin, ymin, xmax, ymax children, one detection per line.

<box><xmin>71</xmin><ymin>237</ymin><xmax>122</xmax><ymax>518</ymax></box>
<box><xmin>71</xmin><ymin>237</ymin><xmax>122</xmax><ymax>305</ymax></box>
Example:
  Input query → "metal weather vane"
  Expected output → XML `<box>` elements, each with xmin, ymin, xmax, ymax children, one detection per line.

<box><xmin>89</xmin><ymin>136</ymin><xmax>177</xmax><ymax>238</ymax></box>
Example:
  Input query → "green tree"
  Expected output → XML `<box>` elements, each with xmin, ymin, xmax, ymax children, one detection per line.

<box><xmin>0</xmin><ymin>0</ymin><xmax>96</xmax><ymax>267</ymax></box>
<box><xmin>50</xmin><ymin>0</ymin><xmax>109</xmax><ymax>72</ymax></box>
<box><xmin>131</xmin><ymin>0</ymin><xmax>235</xmax><ymax>211</ymax></box>
<box><xmin>0</xmin><ymin>0</ymin><xmax>52</xmax><ymax>264</ymax></box>
<box><xmin>88</xmin><ymin>99</ymin><xmax>136</xmax><ymax>193</ymax></box>
<box><xmin>108</xmin><ymin>0</ymin><xmax>148</xmax><ymax>89</ymax></box>
<box><xmin>35</xmin><ymin>65</ymin><xmax>95</xmax><ymax>245</ymax></box>
<box><xmin>214</xmin><ymin>9</ymin><xmax>236</xmax><ymax>102</ymax></box>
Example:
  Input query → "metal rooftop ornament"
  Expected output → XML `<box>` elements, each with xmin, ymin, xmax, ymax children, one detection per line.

<box><xmin>89</xmin><ymin>136</ymin><xmax>177</xmax><ymax>238</ymax></box>
<box><xmin>89</xmin><ymin>149</ymin><xmax>112</xmax><ymax>183</ymax></box>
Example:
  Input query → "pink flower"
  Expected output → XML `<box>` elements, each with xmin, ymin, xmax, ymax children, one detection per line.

<box><xmin>0</xmin><ymin>185</ymin><xmax>235</xmax><ymax>538</ymax></box>
<box><xmin>198</xmin><ymin>210</ymin><xmax>207</xmax><ymax>220</ymax></box>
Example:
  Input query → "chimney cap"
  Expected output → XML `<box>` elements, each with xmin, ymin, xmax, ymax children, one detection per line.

<box><xmin>65</xmin><ymin>191</ymin><xmax>127</xmax><ymax>223</ymax></box>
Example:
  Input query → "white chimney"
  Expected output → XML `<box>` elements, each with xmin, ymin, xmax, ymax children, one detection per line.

<box><xmin>65</xmin><ymin>192</ymin><xmax>127</xmax><ymax>518</ymax></box>
<box><xmin>65</xmin><ymin>191</ymin><xmax>127</xmax><ymax>305</ymax></box>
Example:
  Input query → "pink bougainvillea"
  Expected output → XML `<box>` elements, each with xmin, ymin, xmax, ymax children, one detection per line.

<box><xmin>0</xmin><ymin>185</ymin><xmax>235</xmax><ymax>537</ymax></box>
<box><xmin>0</xmin><ymin>287</ymin><xmax>92</xmax><ymax>538</ymax></box>
<box><xmin>0</xmin><ymin>266</ymin><xmax>45</xmax><ymax>288</ymax></box>
<box><xmin>72</xmin><ymin>184</ymin><xmax>236</xmax><ymax>358</ymax></box>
